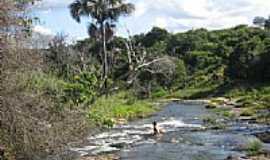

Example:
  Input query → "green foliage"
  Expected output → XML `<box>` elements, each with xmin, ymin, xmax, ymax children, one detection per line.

<box><xmin>142</xmin><ymin>27</ymin><xmax>170</xmax><ymax>48</ymax></box>
<box><xmin>25</xmin><ymin>71</ymin><xmax>98</xmax><ymax>106</ymax></box>
<box><xmin>246</xmin><ymin>139</ymin><xmax>263</xmax><ymax>156</ymax></box>
<box><xmin>69</xmin><ymin>0</ymin><xmax>135</xmax><ymax>95</ymax></box>
<box><xmin>152</xmin><ymin>88</ymin><xmax>168</xmax><ymax>98</ymax></box>
<box><xmin>202</xmin><ymin>116</ymin><xmax>226</xmax><ymax>129</ymax></box>
<box><xmin>62</xmin><ymin>72</ymin><xmax>98</xmax><ymax>105</ymax></box>
<box><xmin>240</xmin><ymin>108</ymin><xmax>255</xmax><ymax>117</ymax></box>
<box><xmin>212</xmin><ymin>107</ymin><xmax>236</xmax><ymax>119</ymax></box>
<box><xmin>222</xmin><ymin>111</ymin><xmax>236</xmax><ymax>119</ymax></box>
<box><xmin>169</xmin><ymin>84</ymin><xmax>218</xmax><ymax>99</ymax></box>
<box><xmin>70</xmin><ymin>23</ymin><xmax>270</xmax><ymax>97</ymax></box>
<box><xmin>88</xmin><ymin>91</ymin><xmax>157</xmax><ymax>128</ymax></box>
<box><xmin>172</xmin><ymin>59</ymin><xmax>187</xmax><ymax>88</ymax></box>
<box><xmin>25</xmin><ymin>72</ymin><xmax>65</xmax><ymax>93</ymax></box>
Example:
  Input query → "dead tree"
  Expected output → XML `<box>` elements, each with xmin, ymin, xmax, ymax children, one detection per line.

<box><xmin>123</xmin><ymin>36</ymin><xmax>175</xmax><ymax>97</ymax></box>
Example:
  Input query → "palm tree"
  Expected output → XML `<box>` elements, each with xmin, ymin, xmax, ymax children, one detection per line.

<box><xmin>69</xmin><ymin>0</ymin><xmax>135</xmax><ymax>93</ymax></box>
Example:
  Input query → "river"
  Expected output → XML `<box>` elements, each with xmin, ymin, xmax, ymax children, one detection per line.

<box><xmin>71</xmin><ymin>102</ymin><xmax>270</xmax><ymax>160</ymax></box>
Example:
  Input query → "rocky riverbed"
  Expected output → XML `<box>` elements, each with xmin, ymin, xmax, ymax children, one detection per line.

<box><xmin>71</xmin><ymin>101</ymin><xmax>270</xmax><ymax>160</ymax></box>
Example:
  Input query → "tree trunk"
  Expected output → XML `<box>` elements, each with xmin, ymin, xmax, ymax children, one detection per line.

<box><xmin>102</xmin><ymin>23</ymin><xmax>108</xmax><ymax>97</ymax></box>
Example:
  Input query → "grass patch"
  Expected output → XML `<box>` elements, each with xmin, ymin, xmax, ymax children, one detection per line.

<box><xmin>222</xmin><ymin>111</ymin><xmax>236</xmax><ymax>119</ymax></box>
<box><xmin>152</xmin><ymin>88</ymin><xmax>168</xmax><ymax>98</ymax></box>
<box><xmin>211</xmin><ymin>107</ymin><xmax>236</xmax><ymax>119</ymax></box>
<box><xmin>202</xmin><ymin>115</ymin><xmax>226</xmax><ymax>130</ymax></box>
<box><xmin>222</xmin><ymin>84</ymin><xmax>270</xmax><ymax>122</ymax></box>
<box><xmin>88</xmin><ymin>91</ymin><xmax>159</xmax><ymax>128</ymax></box>
<box><xmin>22</xmin><ymin>72</ymin><xmax>66</xmax><ymax>95</ymax></box>
<box><xmin>240</xmin><ymin>108</ymin><xmax>256</xmax><ymax>117</ymax></box>
<box><xmin>168</xmin><ymin>84</ymin><xmax>218</xmax><ymax>99</ymax></box>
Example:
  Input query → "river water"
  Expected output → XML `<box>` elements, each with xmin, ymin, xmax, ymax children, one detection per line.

<box><xmin>71</xmin><ymin>102</ymin><xmax>270</xmax><ymax>160</ymax></box>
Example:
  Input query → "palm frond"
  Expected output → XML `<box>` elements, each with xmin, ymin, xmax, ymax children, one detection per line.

<box><xmin>88</xmin><ymin>23</ymin><xmax>100</xmax><ymax>38</ymax></box>
<box><xmin>108</xmin><ymin>3</ymin><xmax>135</xmax><ymax>21</ymax></box>
<box><xmin>69</xmin><ymin>0</ymin><xmax>83</xmax><ymax>23</ymax></box>
<box><xmin>105</xmin><ymin>22</ymin><xmax>115</xmax><ymax>41</ymax></box>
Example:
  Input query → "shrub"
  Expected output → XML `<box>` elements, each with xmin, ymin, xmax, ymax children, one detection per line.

<box><xmin>222</xmin><ymin>111</ymin><xmax>236</xmax><ymax>119</ymax></box>
<box><xmin>246</xmin><ymin>139</ymin><xmax>263</xmax><ymax>156</ymax></box>
<box><xmin>152</xmin><ymin>88</ymin><xmax>168</xmax><ymax>98</ymax></box>
<box><xmin>63</xmin><ymin>71</ymin><xmax>97</xmax><ymax>105</ymax></box>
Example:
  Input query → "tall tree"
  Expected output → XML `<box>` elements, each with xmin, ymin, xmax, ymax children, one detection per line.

<box><xmin>253</xmin><ymin>16</ymin><xmax>270</xmax><ymax>30</ymax></box>
<box><xmin>69</xmin><ymin>0</ymin><xmax>135</xmax><ymax>93</ymax></box>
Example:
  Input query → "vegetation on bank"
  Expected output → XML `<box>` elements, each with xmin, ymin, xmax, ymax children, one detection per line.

<box><xmin>246</xmin><ymin>139</ymin><xmax>263</xmax><ymax>156</ymax></box>
<box><xmin>88</xmin><ymin>91</ymin><xmax>158</xmax><ymax>128</ymax></box>
<box><xmin>201</xmin><ymin>84</ymin><xmax>270</xmax><ymax>124</ymax></box>
<box><xmin>2</xmin><ymin>0</ymin><xmax>270</xmax><ymax>159</ymax></box>
<box><xmin>23</xmin><ymin>72</ymin><xmax>158</xmax><ymax>128</ymax></box>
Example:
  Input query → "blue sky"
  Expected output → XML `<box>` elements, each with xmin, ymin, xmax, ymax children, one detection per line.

<box><xmin>32</xmin><ymin>0</ymin><xmax>270</xmax><ymax>41</ymax></box>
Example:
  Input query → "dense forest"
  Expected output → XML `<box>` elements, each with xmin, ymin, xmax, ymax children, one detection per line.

<box><xmin>1</xmin><ymin>0</ymin><xmax>270</xmax><ymax>159</ymax></box>
<box><xmin>44</xmin><ymin>23</ymin><xmax>270</xmax><ymax>97</ymax></box>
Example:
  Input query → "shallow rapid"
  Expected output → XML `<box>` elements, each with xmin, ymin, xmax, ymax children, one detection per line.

<box><xmin>71</xmin><ymin>102</ymin><xmax>270</xmax><ymax>160</ymax></box>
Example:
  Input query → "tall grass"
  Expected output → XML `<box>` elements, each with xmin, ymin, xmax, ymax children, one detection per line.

<box><xmin>88</xmin><ymin>91</ymin><xmax>158</xmax><ymax>127</ymax></box>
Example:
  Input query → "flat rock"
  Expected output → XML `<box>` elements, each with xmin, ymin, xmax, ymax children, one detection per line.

<box><xmin>238</xmin><ymin>116</ymin><xmax>257</xmax><ymax>121</ymax></box>
<box><xmin>225</xmin><ymin>155</ymin><xmax>251</xmax><ymax>160</ymax></box>
<box><xmin>80</xmin><ymin>154</ymin><xmax>119</xmax><ymax>160</ymax></box>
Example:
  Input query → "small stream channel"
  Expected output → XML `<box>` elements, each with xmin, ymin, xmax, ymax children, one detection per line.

<box><xmin>71</xmin><ymin>102</ymin><xmax>270</xmax><ymax>160</ymax></box>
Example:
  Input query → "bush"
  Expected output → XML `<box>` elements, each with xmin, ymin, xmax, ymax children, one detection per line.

<box><xmin>246</xmin><ymin>139</ymin><xmax>263</xmax><ymax>156</ymax></box>
<box><xmin>222</xmin><ymin>111</ymin><xmax>236</xmax><ymax>119</ymax></box>
<box><xmin>1</xmin><ymin>56</ymin><xmax>90</xmax><ymax>159</ymax></box>
<box><xmin>152</xmin><ymin>88</ymin><xmax>168</xmax><ymax>98</ymax></box>
<box><xmin>62</xmin><ymin>71</ymin><xmax>98</xmax><ymax>105</ymax></box>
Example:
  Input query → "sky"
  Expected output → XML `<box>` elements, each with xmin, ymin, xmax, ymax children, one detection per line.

<box><xmin>32</xmin><ymin>0</ymin><xmax>270</xmax><ymax>42</ymax></box>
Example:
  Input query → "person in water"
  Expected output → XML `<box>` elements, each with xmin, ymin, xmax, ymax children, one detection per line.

<box><xmin>152</xmin><ymin>121</ymin><xmax>165</xmax><ymax>135</ymax></box>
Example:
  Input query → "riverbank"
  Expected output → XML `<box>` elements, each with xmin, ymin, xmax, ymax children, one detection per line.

<box><xmin>160</xmin><ymin>85</ymin><xmax>270</xmax><ymax>160</ymax></box>
<box><xmin>165</xmin><ymin>83</ymin><xmax>270</xmax><ymax>124</ymax></box>
<box><xmin>88</xmin><ymin>91</ymin><xmax>162</xmax><ymax>128</ymax></box>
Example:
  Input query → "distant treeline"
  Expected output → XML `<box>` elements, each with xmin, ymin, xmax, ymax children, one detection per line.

<box><xmin>63</xmin><ymin>24</ymin><xmax>270</xmax><ymax>96</ymax></box>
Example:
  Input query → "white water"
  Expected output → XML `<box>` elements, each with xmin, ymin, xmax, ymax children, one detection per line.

<box><xmin>70</xmin><ymin>118</ymin><xmax>204</xmax><ymax>156</ymax></box>
<box><xmin>70</xmin><ymin>103</ymin><xmax>270</xmax><ymax>160</ymax></box>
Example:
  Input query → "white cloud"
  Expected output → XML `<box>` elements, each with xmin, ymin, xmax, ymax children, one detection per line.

<box><xmin>34</xmin><ymin>0</ymin><xmax>74</xmax><ymax>10</ymax></box>
<box><xmin>33</xmin><ymin>25</ymin><xmax>54</xmax><ymax>35</ymax></box>
<box><xmin>33</xmin><ymin>0</ymin><xmax>270</xmax><ymax>39</ymax></box>
<box><xmin>154</xmin><ymin>17</ymin><xmax>168</xmax><ymax>28</ymax></box>
<box><xmin>125</xmin><ymin>0</ymin><xmax>270</xmax><ymax>34</ymax></box>
<box><xmin>133</xmin><ymin>2</ymin><xmax>147</xmax><ymax>17</ymax></box>
<box><xmin>180</xmin><ymin>0</ymin><xmax>211</xmax><ymax>18</ymax></box>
